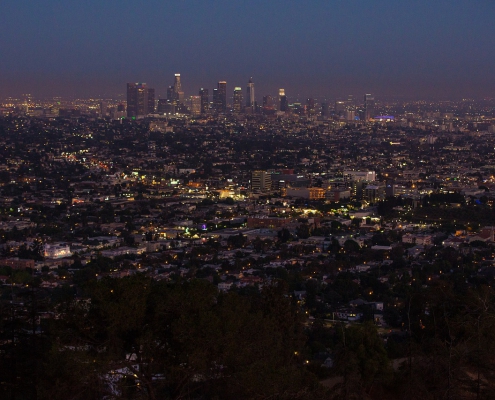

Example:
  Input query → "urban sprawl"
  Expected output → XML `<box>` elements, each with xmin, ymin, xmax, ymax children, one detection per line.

<box><xmin>1</xmin><ymin>76</ymin><xmax>495</xmax><ymax>398</ymax></box>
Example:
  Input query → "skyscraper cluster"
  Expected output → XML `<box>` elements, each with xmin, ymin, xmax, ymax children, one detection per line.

<box><xmin>127</xmin><ymin>75</ymin><xmax>261</xmax><ymax>117</ymax></box>
<box><xmin>126</xmin><ymin>83</ymin><xmax>155</xmax><ymax>118</ymax></box>
<box><xmin>333</xmin><ymin>94</ymin><xmax>376</xmax><ymax>121</ymax></box>
<box><xmin>126</xmin><ymin>74</ymin><xmax>375</xmax><ymax>120</ymax></box>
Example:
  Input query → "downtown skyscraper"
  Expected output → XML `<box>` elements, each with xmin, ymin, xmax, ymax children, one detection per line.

<box><xmin>246</xmin><ymin>77</ymin><xmax>255</xmax><ymax>113</ymax></box>
<box><xmin>364</xmin><ymin>93</ymin><xmax>375</xmax><ymax>120</ymax></box>
<box><xmin>233</xmin><ymin>87</ymin><xmax>243</xmax><ymax>113</ymax></box>
<box><xmin>279</xmin><ymin>89</ymin><xmax>287</xmax><ymax>112</ymax></box>
<box><xmin>199</xmin><ymin>88</ymin><xmax>209</xmax><ymax>114</ymax></box>
<box><xmin>213</xmin><ymin>81</ymin><xmax>227</xmax><ymax>113</ymax></box>
<box><xmin>126</xmin><ymin>83</ymin><xmax>155</xmax><ymax>118</ymax></box>
<box><xmin>174</xmin><ymin>74</ymin><xmax>184</xmax><ymax>104</ymax></box>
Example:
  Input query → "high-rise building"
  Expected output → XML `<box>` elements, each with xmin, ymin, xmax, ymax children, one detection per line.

<box><xmin>167</xmin><ymin>86</ymin><xmax>174</xmax><ymax>102</ymax></box>
<box><xmin>213</xmin><ymin>89</ymin><xmax>219</xmax><ymax>112</ymax></box>
<box><xmin>199</xmin><ymin>88</ymin><xmax>209</xmax><ymax>114</ymax></box>
<box><xmin>346</xmin><ymin>109</ymin><xmax>356</xmax><ymax>121</ymax></box>
<box><xmin>251</xmin><ymin>170</ymin><xmax>271</xmax><ymax>192</ymax></box>
<box><xmin>321</xmin><ymin>102</ymin><xmax>329</xmax><ymax>118</ymax></box>
<box><xmin>262</xmin><ymin>95</ymin><xmax>276</xmax><ymax>115</ymax></box>
<box><xmin>216</xmin><ymin>81</ymin><xmax>227</xmax><ymax>113</ymax></box>
<box><xmin>99</xmin><ymin>101</ymin><xmax>108</xmax><ymax>117</ymax></box>
<box><xmin>126</xmin><ymin>83</ymin><xmax>154</xmax><ymax>118</ymax></box>
<box><xmin>157</xmin><ymin>99</ymin><xmax>175</xmax><ymax>115</ymax></box>
<box><xmin>177</xmin><ymin>90</ymin><xmax>185</xmax><ymax>104</ymax></box>
<box><xmin>364</xmin><ymin>93</ymin><xmax>375</xmax><ymax>120</ymax></box>
<box><xmin>147</xmin><ymin>88</ymin><xmax>155</xmax><ymax>114</ymax></box>
<box><xmin>335</xmin><ymin>100</ymin><xmax>346</xmax><ymax>116</ymax></box>
<box><xmin>233</xmin><ymin>87</ymin><xmax>243</xmax><ymax>113</ymax></box>
<box><xmin>306</xmin><ymin>98</ymin><xmax>315</xmax><ymax>115</ymax></box>
<box><xmin>262</xmin><ymin>95</ymin><xmax>273</xmax><ymax>108</ymax></box>
<box><xmin>167</xmin><ymin>74</ymin><xmax>184</xmax><ymax>105</ymax></box>
<box><xmin>279</xmin><ymin>89</ymin><xmax>287</xmax><ymax>112</ymax></box>
<box><xmin>174</xmin><ymin>74</ymin><xmax>181</xmax><ymax>93</ymax></box>
<box><xmin>246</xmin><ymin>77</ymin><xmax>255</xmax><ymax>112</ymax></box>
<box><xmin>157</xmin><ymin>99</ymin><xmax>168</xmax><ymax>114</ymax></box>
<box><xmin>190</xmin><ymin>96</ymin><xmax>201</xmax><ymax>116</ymax></box>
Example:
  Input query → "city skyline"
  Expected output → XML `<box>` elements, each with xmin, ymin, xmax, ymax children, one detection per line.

<box><xmin>1</xmin><ymin>1</ymin><xmax>495</xmax><ymax>100</ymax></box>
<box><xmin>3</xmin><ymin>74</ymin><xmax>495</xmax><ymax>105</ymax></box>
<box><xmin>3</xmin><ymin>2</ymin><xmax>495</xmax><ymax>396</ymax></box>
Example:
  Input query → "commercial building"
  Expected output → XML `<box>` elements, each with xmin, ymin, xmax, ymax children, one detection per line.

<box><xmin>233</xmin><ymin>87</ymin><xmax>243</xmax><ymax>113</ymax></box>
<box><xmin>126</xmin><ymin>83</ymin><xmax>155</xmax><ymax>117</ymax></box>
<box><xmin>343</xmin><ymin>170</ymin><xmax>376</xmax><ymax>183</ymax></box>
<box><xmin>283</xmin><ymin>187</ymin><xmax>326</xmax><ymax>200</ymax></box>
<box><xmin>279</xmin><ymin>89</ymin><xmax>287</xmax><ymax>112</ymax></box>
<box><xmin>247</xmin><ymin>216</ymin><xmax>291</xmax><ymax>229</ymax></box>
<box><xmin>246</xmin><ymin>77</ymin><xmax>255</xmax><ymax>113</ymax></box>
<box><xmin>214</xmin><ymin>81</ymin><xmax>227</xmax><ymax>113</ymax></box>
<box><xmin>364</xmin><ymin>93</ymin><xmax>375</xmax><ymax>120</ymax></box>
<box><xmin>251</xmin><ymin>170</ymin><xmax>271</xmax><ymax>192</ymax></box>
<box><xmin>190</xmin><ymin>96</ymin><xmax>201</xmax><ymax>116</ymax></box>
<box><xmin>0</xmin><ymin>258</ymin><xmax>35</xmax><ymax>270</ymax></box>
<box><xmin>199</xmin><ymin>88</ymin><xmax>209</xmax><ymax>114</ymax></box>
<box><xmin>44</xmin><ymin>243</ymin><xmax>72</xmax><ymax>259</ymax></box>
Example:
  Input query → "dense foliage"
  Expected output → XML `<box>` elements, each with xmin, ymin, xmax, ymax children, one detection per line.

<box><xmin>0</xmin><ymin>277</ymin><xmax>328</xmax><ymax>399</ymax></box>
<box><xmin>2</xmin><ymin>275</ymin><xmax>495</xmax><ymax>399</ymax></box>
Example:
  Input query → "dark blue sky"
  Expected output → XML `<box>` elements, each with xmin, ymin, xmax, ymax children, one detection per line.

<box><xmin>1</xmin><ymin>0</ymin><xmax>494</xmax><ymax>100</ymax></box>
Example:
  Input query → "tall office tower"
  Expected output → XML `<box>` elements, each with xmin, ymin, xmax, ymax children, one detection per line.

<box><xmin>335</xmin><ymin>100</ymin><xmax>346</xmax><ymax>116</ymax></box>
<box><xmin>190</xmin><ymin>96</ymin><xmax>201</xmax><ymax>116</ymax></box>
<box><xmin>347</xmin><ymin>94</ymin><xmax>354</xmax><ymax>106</ymax></box>
<box><xmin>147</xmin><ymin>88</ymin><xmax>155</xmax><ymax>113</ymax></box>
<box><xmin>157</xmin><ymin>100</ymin><xmax>175</xmax><ymax>115</ymax></box>
<box><xmin>321</xmin><ymin>102</ymin><xmax>329</xmax><ymax>118</ymax></box>
<box><xmin>177</xmin><ymin>90</ymin><xmax>185</xmax><ymax>104</ymax></box>
<box><xmin>157</xmin><ymin>99</ymin><xmax>168</xmax><ymax>114</ymax></box>
<box><xmin>126</xmin><ymin>83</ymin><xmax>154</xmax><ymax>118</ymax></box>
<box><xmin>306</xmin><ymin>98</ymin><xmax>315</xmax><ymax>115</ymax></box>
<box><xmin>199</xmin><ymin>88</ymin><xmax>209</xmax><ymax>114</ymax></box>
<box><xmin>246</xmin><ymin>77</ymin><xmax>255</xmax><ymax>112</ymax></box>
<box><xmin>279</xmin><ymin>89</ymin><xmax>287</xmax><ymax>111</ymax></box>
<box><xmin>364</xmin><ymin>93</ymin><xmax>375</xmax><ymax>120</ymax></box>
<box><xmin>262</xmin><ymin>95</ymin><xmax>271</xmax><ymax>111</ymax></box>
<box><xmin>174</xmin><ymin>74</ymin><xmax>181</xmax><ymax>98</ymax></box>
<box><xmin>233</xmin><ymin>87</ymin><xmax>243</xmax><ymax>113</ymax></box>
<box><xmin>167</xmin><ymin>86</ymin><xmax>174</xmax><ymax>102</ymax></box>
<box><xmin>251</xmin><ymin>170</ymin><xmax>271</xmax><ymax>192</ymax></box>
<box><xmin>262</xmin><ymin>95</ymin><xmax>275</xmax><ymax>115</ymax></box>
<box><xmin>346</xmin><ymin>109</ymin><xmax>356</xmax><ymax>121</ymax></box>
<box><xmin>213</xmin><ymin>89</ymin><xmax>219</xmax><ymax>112</ymax></box>
<box><xmin>262</xmin><ymin>95</ymin><xmax>273</xmax><ymax>108</ymax></box>
<box><xmin>22</xmin><ymin>93</ymin><xmax>32</xmax><ymax>113</ymax></box>
<box><xmin>99</xmin><ymin>101</ymin><xmax>108</xmax><ymax>116</ymax></box>
<box><xmin>217</xmin><ymin>81</ymin><xmax>227</xmax><ymax>113</ymax></box>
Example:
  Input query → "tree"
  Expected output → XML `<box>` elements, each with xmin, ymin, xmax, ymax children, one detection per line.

<box><xmin>343</xmin><ymin>239</ymin><xmax>360</xmax><ymax>254</ymax></box>
<box><xmin>296</xmin><ymin>224</ymin><xmax>311</xmax><ymax>239</ymax></box>
<box><xmin>333</xmin><ymin>322</ymin><xmax>393</xmax><ymax>399</ymax></box>
<box><xmin>278</xmin><ymin>228</ymin><xmax>292</xmax><ymax>243</ymax></box>
<box><xmin>41</xmin><ymin>277</ymin><xmax>329</xmax><ymax>399</ymax></box>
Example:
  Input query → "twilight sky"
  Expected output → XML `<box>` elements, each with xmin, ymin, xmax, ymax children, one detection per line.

<box><xmin>1</xmin><ymin>0</ymin><xmax>494</xmax><ymax>100</ymax></box>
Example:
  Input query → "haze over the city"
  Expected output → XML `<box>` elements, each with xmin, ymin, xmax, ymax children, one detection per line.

<box><xmin>1</xmin><ymin>0</ymin><xmax>495</xmax><ymax>100</ymax></box>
